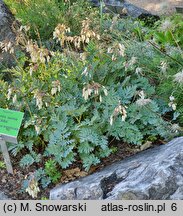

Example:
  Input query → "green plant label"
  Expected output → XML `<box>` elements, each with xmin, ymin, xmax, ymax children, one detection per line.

<box><xmin>0</xmin><ymin>108</ymin><xmax>24</xmax><ymax>138</ymax></box>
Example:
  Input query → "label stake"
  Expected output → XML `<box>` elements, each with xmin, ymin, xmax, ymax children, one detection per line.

<box><xmin>0</xmin><ymin>108</ymin><xmax>24</xmax><ymax>175</ymax></box>
<box><xmin>0</xmin><ymin>136</ymin><xmax>13</xmax><ymax>174</ymax></box>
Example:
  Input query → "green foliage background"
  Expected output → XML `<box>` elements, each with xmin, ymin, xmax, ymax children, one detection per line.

<box><xmin>1</xmin><ymin>0</ymin><xmax>183</xmax><ymax>191</ymax></box>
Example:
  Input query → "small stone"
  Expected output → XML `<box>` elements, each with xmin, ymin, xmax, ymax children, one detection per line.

<box><xmin>1</xmin><ymin>176</ymin><xmax>7</xmax><ymax>183</ymax></box>
<box><xmin>0</xmin><ymin>192</ymin><xmax>9</xmax><ymax>200</ymax></box>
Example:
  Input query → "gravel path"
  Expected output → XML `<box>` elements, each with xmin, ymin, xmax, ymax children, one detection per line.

<box><xmin>127</xmin><ymin>0</ymin><xmax>183</xmax><ymax>15</ymax></box>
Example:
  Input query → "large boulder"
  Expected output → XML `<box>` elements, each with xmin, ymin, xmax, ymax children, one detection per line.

<box><xmin>50</xmin><ymin>137</ymin><xmax>183</xmax><ymax>200</ymax></box>
<box><xmin>89</xmin><ymin>0</ymin><xmax>159</xmax><ymax>19</ymax></box>
<box><xmin>0</xmin><ymin>0</ymin><xmax>17</xmax><ymax>67</ymax></box>
<box><xmin>90</xmin><ymin>0</ymin><xmax>160</xmax><ymax>26</ymax></box>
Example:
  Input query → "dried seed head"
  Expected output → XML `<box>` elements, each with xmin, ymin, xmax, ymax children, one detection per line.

<box><xmin>173</xmin><ymin>70</ymin><xmax>183</xmax><ymax>84</ymax></box>
<box><xmin>0</xmin><ymin>40</ymin><xmax>14</xmax><ymax>54</ymax></box>
<box><xmin>26</xmin><ymin>41</ymin><xmax>50</xmax><ymax>64</ymax></box>
<box><xmin>51</xmin><ymin>80</ymin><xmax>61</xmax><ymax>95</ymax></box>
<box><xmin>110</xmin><ymin>102</ymin><xmax>127</xmax><ymax>125</ymax></box>
<box><xmin>82</xmin><ymin>82</ymin><xmax>107</xmax><ymax>101</ymax></box>
<box><xmin>33</xmin><ymin>91</ymin><xmax>44</xmax><ymax>110</ymax></box>
<box><xmin>160</xmin><ymin>20</ymin><xmax>173</xmax><ymax>31</ymax></box>
<box><xmin>135</xmin><ymin>67</ymin><xmax>143</xmax><ymax>75</ymax></box>
<box><xmin>118</xmin><ymin>43</ymin><xmax>125</xmax><ymax>57</ymax></box>
<box><xmin>7</xmin><ymin>88</ymin><xmax>13</xmax><ymax>100</ymax></box>
<box><xmin>136</xmin><ymin>98</ymin><xmax>152</xmax><ymax>107</ymax></box>
<box><xmin>12</xmin><ymin>94</ymin><xmax>17</xmax><ymax>104</ymax></box>
<box><xmin>159</xmin><ymin>61</ymin><xmax>168</xmax><ymax>73</ymax></box>
<box><xmin>25</xmin><ymin>175</ymin><xmax>40</xmax><ymax>198</ymax></box>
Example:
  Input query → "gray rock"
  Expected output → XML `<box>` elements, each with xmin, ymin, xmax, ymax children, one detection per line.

<box><xmin>0</xmin><ymin>0</ymin><xmax>17</xmax><ymax>67</ymax></box>
<box><xmin>89</xmin><ymin>0</ymin><xmax>159</xmax><ymax>20</ymax></box>
<box><xmin>50</xmin><ymin>137</ymin><xmax>183</xmax><ymax>200</ymax></box>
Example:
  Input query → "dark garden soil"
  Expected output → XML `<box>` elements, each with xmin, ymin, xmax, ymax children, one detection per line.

<box><xmin>0</xmin><ymin>139</ymin><xmax>164</xmax><ymax>200</ymax></box>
